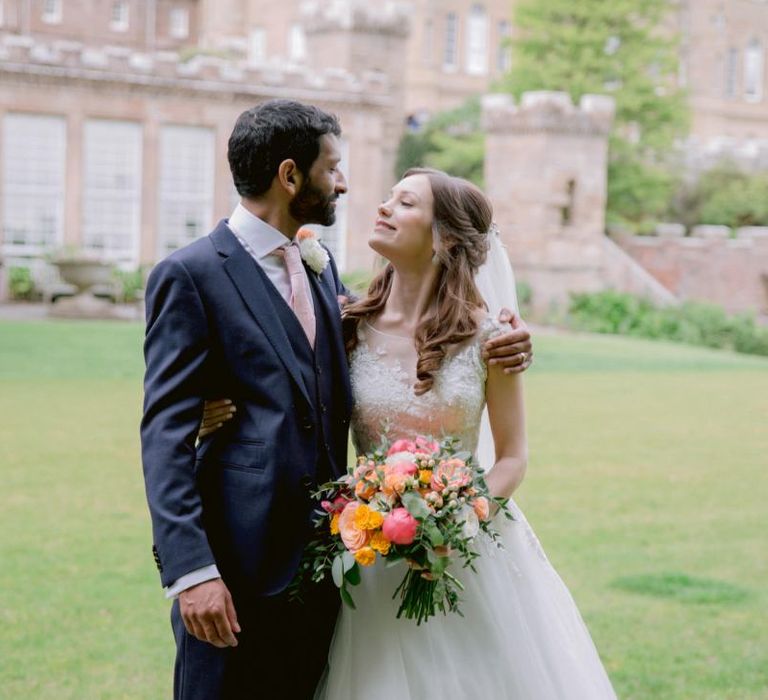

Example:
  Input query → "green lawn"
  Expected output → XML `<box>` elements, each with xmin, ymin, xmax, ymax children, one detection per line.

<box><xmin>1</xmin><ymin>320</ymin><xmax>767</xmax><ymax>699</ymax></box>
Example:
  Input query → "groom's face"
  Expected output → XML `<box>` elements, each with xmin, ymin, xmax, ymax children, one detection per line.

<box><xmin>289</xmin><ymin>134</ymin><xmax>347</xmax><ymax>226</ymax></box>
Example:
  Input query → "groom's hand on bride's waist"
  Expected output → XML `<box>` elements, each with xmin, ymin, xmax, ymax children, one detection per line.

<box><xmin>179</xmin><ymin>578</ymin><xmax>241</xmax><ymax>648</ymax></box>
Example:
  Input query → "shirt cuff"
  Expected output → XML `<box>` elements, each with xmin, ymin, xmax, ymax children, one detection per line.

<box><xmin>164</xmin><ymin>565</ymin><xmax>221</xmax><ymax>600</ymax></box>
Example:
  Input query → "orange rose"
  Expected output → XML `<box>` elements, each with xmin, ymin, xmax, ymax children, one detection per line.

<box><xmin>354</xmin><ymin>546</ymin><xmax>376</xmax><ymax>567</ymax></box>
<box><xmin>355</xmin><ymin>480</ymin><xmax>376</xmax><ymax>501</ymax></box>
<box><xmin>338</xmin><ymin>502</ymin><xmax>370</xmax><ymax>552</ymax></box>
<box><xmin>382</xmin><ymin>468</ymin><xmax>410</xmax><ymax>497</ymax></box>
<box><xmin>369</xmin><ymin>530</ymin><xmax>391</xmax><ymax>555</ymax></box>
<box><xmin>330</xmin><ymin>513</ymin><xmax>340</xmax><ymax>535</ymax></box>
<box><xmin>353</xmin><ymin>504</ymin><xmax>385</xmax><ymax>530</ymax></box>
<box><xmin>473</xmin><ymin>496</ymin><xmax>490</xmax><ymax>521</ymax></box>
<box><xmin>418</xmin><ymin>469</ymin><xmax>433</xmax><ymax>485</ymax></box>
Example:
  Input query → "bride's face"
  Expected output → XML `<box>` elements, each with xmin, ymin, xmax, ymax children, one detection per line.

<box><xmin>370</xmin><ymin>174</ymin><xmax>435</xmax><ymax>265</ymax></box>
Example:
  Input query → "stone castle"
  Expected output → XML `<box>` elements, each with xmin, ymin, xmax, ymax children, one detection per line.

<box><xmin>0</xmin><ymin>0</ymin><xmax>766</xmax><ymax>313</ymax></box>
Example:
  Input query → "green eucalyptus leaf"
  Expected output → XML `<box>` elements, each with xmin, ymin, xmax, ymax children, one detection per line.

<box><xmin>331</xmin><ymin>555</ymin><xmax>344</xmax><ymax>588</ymax></box>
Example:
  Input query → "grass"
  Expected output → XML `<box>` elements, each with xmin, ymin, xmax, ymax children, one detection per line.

<box><xmin>1</xmin><ymin>320</ymin><xmax>767</xmax><ymax>699</ymax></box>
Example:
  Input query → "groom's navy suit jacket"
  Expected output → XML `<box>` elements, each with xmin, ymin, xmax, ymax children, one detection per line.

<box><xmin>141</xmin><ymin>221</ymin><xmax>353</xmax><ymax>599</ymax></box>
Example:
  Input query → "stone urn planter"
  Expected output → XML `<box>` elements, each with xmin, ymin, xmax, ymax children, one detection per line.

<box><xmin>54</xmin><ymin>258</ymin><xmax>115</xmax><ymax>292</ymax></box>
<box><xmin>48</xmin><ymin>256</ymin><xmax>118</xmax><ymax>319</ymax></box>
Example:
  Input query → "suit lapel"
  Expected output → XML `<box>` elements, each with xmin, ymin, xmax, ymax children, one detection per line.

<box><xmin>211</xmin><ymin>222</ymin><xmax>313</xmax><ymax>409</ymax></box>
<box><xmin>307</xmin><ymin>263</ymin><xmax>353</xmax><ymax>413</ymax></box>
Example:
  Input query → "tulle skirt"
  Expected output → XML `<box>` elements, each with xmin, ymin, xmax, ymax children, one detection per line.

<box><xmin>316</xmin><ymin>501</ymin><xmax>618</xmax><ymax>700</ymax></box>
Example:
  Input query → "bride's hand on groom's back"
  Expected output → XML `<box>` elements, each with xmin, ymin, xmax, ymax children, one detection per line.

<box><xmin>482</xmin><ymin>308</ymin><xmax>534</xmax><ymax>375</ymax></box>
<box><xmin>179</xmin><ymin>578</ymin><xmax>241</xmax><ymax>648</ymax></box>
<box><xmin>198</xmin><ymin>398</ymin><xmax>236</xmax><ymax>439</ymax></box>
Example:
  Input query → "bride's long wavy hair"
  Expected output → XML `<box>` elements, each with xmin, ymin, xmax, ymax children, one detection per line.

<box><xmin>343</xmin><ymin>167</ymin><xmax>492</xmax><ymax>395</ymax></box>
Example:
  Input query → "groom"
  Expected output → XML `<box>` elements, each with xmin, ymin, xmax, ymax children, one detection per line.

<box><xmin>140</xmin><ymin>99</ymin><xmax>533</xmax><ymax>699</ymax></box>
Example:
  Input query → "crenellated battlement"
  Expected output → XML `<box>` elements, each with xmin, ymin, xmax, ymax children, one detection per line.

<box><xmin>482</xmin><ymin>91</ymin><xmax>615</xmax><ymax>137</ymax></box>
<box><xmin>300</xmin><ymin>0</ymin><xmax>410</xmax><ymax>37</ymax></box>
<box><xmin>0</xmin><ymin>31</ymin><xmax>391</xmax><ymax>103</ymax></box>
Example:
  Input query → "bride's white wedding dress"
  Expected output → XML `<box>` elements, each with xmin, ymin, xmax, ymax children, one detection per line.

<box><xmin>317</xmin><ymin>318</ymin><xmax>618</xmax><ymax>700</ymax></box>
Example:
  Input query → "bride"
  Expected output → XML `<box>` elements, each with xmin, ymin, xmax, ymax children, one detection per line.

<box><xmin>206</xmin><ymin>168</ymin><xmax>618</xmax><ymax>699</ymax></box>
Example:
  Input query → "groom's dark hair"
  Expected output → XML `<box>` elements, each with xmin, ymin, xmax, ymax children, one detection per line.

<box><xmin>228</xmin><ymin>100</ymin><xmax>342</xmax><ymax>198</ymax></box>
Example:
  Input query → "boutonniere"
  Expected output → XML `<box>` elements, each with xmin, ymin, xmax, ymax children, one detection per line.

<box><xmin>296</xmin><ymin>228</ymin><xmax>330</xmax><ymax>275</ymax></box>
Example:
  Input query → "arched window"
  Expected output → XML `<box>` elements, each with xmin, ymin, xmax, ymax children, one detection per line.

<box><xmin>744</xmin><ymin>38</ymin><xmax>764</xmax><ymax>102</ymax></box>
<box><xmin>466</xmin><ymin>4</ymin><xmax>488</xmax><ymax>75</ymax></box>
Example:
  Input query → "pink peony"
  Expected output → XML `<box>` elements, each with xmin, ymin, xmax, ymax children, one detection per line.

<box><xmin>382</xmin><ymin>508</ymin><xmax>419</xmax><ymax>545</ymax></box>
<box><xmin>321</xmin><ymin>496</ymin><xmax>349</xmax><ymax>513</ymax></box>
<box><xmin>391</xmin><ymin>461</ymin><xmax>418</xmax><ymax>476</ymax></box>
<box><xmin>413</xmin><ymin>436</ymin><xmax>440</xmax><ymax>456</ymax></box>
<box><xmin>387</xmin><ymin>439</ymin><xmax>416</xmax><ymax>456</ymax></box>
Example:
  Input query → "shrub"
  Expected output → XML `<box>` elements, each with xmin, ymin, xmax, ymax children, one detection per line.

<box><xmin>568</xmin><ymin>291</ymin><xmax>768</xmax><ymax>357</ymax></box>
<box><xmin>9</xmin><ymin>266</ymin><xmax>39</xmax><ymax>301</ymax></box>
<box><xmin>113</xmin><ymin>267</ymin><xmax>146</xmax><ymax>303</ymax></box>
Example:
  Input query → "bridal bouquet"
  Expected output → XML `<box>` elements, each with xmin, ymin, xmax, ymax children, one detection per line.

<box><xmin>290</xmin><ymin>435</ymin><xmax>512</xmax><ymax>624</ymax></box>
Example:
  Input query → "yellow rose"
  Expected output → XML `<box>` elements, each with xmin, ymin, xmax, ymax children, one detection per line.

<box><xmin>354</xmin><ymin>546</ymin><xmax>376</xmax><ymax>567</ymax></box>
<box><xmin>369</xmin><ymin>530</ymin><xmax>391</xmax><ymax>556</ymax></box>
<box><xmin>419</xmin><ymin>469</ymin><xmax>432</xmax><ymax>485</ymax></box>
<box><xmin>330</xmin><ymin>513</ymin><xmax>340</xmax><ymax>535</ymax></box>
<box><xmin>354</xmin><ymin>504</ymin><xmax>385</xmax><ymax>530</ymax></box>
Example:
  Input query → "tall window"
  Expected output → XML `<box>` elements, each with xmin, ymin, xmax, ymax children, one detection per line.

<box><xmin>289</xmin><ymin>24</ymin><xmax>306</xmax><ymax>62</ymax></box>
<box><xmin>157</xmin><ymin>126</ymin><xmax>214</xmax><ymax>257</ymax></box>
<box><xmin>2</xmin><ymin>114</ymin><xmax>66</xmax><ymax>253</ymax></box>
<box><xmin>466</xmin><ymin>4</ymin><xmax>488</xmax><ymax>75</ymax></box>
<box><xmin>42</xmin><ymin>0</ymin><xmax>62</xmax><ymax>23</ymax></box>
<box><xmin>744</xmin><ymin>38</ymin><xmax>764</xmax><ymax>102</ymax></box>
<box><xmin>169</xmin><ymin>7</ymin><xmax>189</xmax><ymax>39</ymax></box>
<box><xmin>82</xmin><ymin>120</ymin><xmax>142</xmax><ymax>261</ymax></box>
<box><xmin>249</xmin><ymin>28</ymin><xmax>266</xmax><ymax>65</ymax></box>
<box><xmin>110</xmin><ymin>0</ymin><xmax>129</xmax><ymax>32</ymax></box>
<box><xmin>726</xmin><ymin>47</ymin><xmax>739</xmax><ymax>98</ymax></box>
<box><xmin>497</xmin><ymin>20</ymin><xmax>511</xmax><ymax>73</ymax></box>
<box><xmin>443</xmin><ymin>13</ymin><xmax>458</xmax><ymax>70</ymax></box>
<box><xmin>422</xmin><ymin>19</ymin><xmax>434</xmax><ymax>66</ymax></box>
<box><xmin>305</xmin><ymin>139</ymin><xmax>349</xmax><ymax>271</ymax></box>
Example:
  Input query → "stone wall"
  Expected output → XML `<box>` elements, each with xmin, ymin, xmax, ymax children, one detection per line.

<box><xmin>614</xmin><ymin>227</ymin><xmax>768</xmax><ymax>314</ymax></box>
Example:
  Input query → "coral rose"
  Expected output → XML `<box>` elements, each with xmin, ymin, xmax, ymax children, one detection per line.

<box><xmin>382</xmin><ymin>508</ymin><xmax>418</xmax><ymax>545</ymax></box>
<box><xmin>338</xmin><ymin>502</ymin><xmax>370</xmax><ymax>552</ymax></box>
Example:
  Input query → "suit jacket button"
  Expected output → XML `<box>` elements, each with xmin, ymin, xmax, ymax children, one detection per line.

<box><xmin>303</xmin><ymin>421</ymin><xmax>313</xmax><ymax>430</ymax></box>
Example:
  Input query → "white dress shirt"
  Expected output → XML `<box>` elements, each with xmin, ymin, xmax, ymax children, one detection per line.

<box><xmin>164</xmin><ymin>204</ymin><xmax>311</xmax><ymax>599</ymax></box>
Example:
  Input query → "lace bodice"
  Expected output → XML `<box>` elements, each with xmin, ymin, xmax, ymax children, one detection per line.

<box><xmin>349</xmin><ymin>316</ymin><xmax>503</xmax><ymax>455</ymax></box>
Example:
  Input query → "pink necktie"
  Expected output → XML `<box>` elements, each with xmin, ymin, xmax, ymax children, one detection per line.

<box><xmin>274</xmin><ymin>242</ymin><xmax>316</xmax><ymax>348</ymax></box>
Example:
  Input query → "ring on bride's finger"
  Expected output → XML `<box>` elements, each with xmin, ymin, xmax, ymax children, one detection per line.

<box><xmin>518</xmin><ymin>352</ymin><xmax>527</xmax><ymax>363</ymax></box>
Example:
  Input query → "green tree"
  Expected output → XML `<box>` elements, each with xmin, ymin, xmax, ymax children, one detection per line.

<box><xmin>395</xmin><ymin>99</ymin><xmax>485</xmax><ymax>185</ymax></box>
<box><xmin>503</xmin><ymin>0</ymin><xmax>689</xmax><ymax>228</ymax></box>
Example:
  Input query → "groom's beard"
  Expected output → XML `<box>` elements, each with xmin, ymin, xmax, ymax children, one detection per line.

<box><xmin>290</xmin><ymin>178</ymin><xmax>337</xmax><ymax>227</ymax></box>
